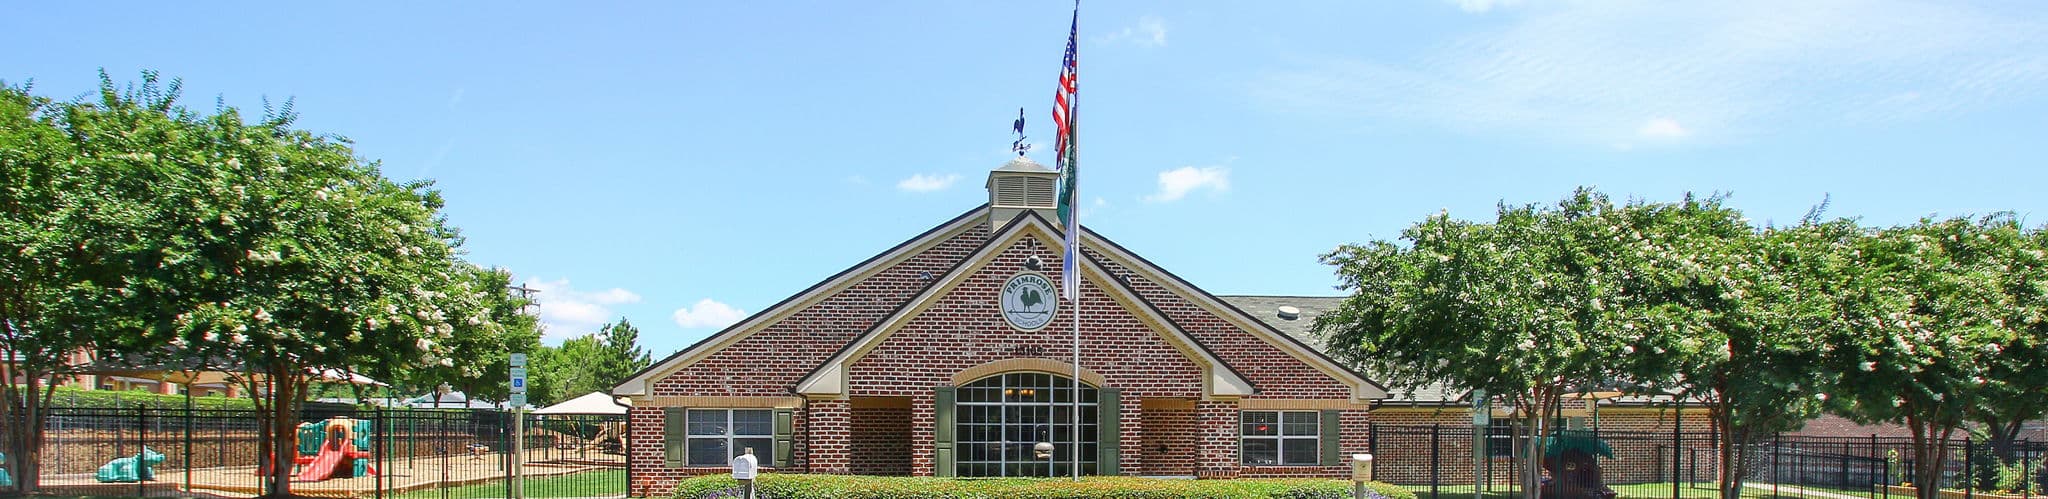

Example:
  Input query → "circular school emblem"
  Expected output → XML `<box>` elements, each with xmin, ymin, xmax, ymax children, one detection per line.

<box><xmin>1000</xmin><ymin>272</ymin><xmax>1058</xmax><ymax>331</ymax></box>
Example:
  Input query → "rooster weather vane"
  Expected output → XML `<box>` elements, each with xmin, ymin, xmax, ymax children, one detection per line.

<box><xmin>1011</xmin><ymin>107</ymin><xmax>1032</xmax><ymax>157</ymax></box>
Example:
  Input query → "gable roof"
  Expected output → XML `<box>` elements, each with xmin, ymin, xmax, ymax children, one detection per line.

<box><xmin>612</xmin><ymin>204</ymin><xmax>990</xmax><ymax>396</ymax></box>
<box><xmin>618</xmin><ymin>204</ymin><xmax>1389</xmax><ymax>401</ymax></box>
<box><xmin>793</xmin><ymin>210</ymin><xmax>1254</xmax><ymax>398</ymax></box>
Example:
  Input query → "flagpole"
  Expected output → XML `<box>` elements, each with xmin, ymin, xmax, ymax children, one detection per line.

<box><xmin>1069</xmin><ymin>3</ymin><xmax>1082</xmax><ymax>481</ymax></box>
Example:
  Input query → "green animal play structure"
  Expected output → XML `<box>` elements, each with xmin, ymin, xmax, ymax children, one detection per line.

<box><xmin>1540</xmin><ymin>430</ymin><xmax>1618</xmax><ymax>499</ymax></box>
<box><xmin>94</xmin><ymin>446</ymin><xmax>166</xmax><ymax>483</ymax></box>
<box><xmin>0</xmin><ymin>450</ymin><xmax>14</xmax><ymax>487</ymax></box>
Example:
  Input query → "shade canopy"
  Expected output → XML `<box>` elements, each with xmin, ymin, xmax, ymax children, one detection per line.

<box><xmin>533</xmin><ymin>392</ymin><xmax>631</xmax><ymax>415</ymax></box>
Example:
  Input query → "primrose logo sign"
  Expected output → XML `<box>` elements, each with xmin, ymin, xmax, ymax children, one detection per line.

<box><xmin>1000</xmin><ymin>272</ymin><xmax>1058</xmax><ymax>331</ymax></box>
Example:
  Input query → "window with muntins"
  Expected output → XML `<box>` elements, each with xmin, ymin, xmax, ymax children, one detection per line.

<box><xmin>1241</xmin><ymin>411</ymin><xmax>1319</xmax><ymax>466</ymax></box>
<box><xmin>686</xmin><ymin>409</ymin><xmax>774</xmax><ymax>467</ymax></box>
<box><xmin>954</xmin><ymin>372</ymin><xmax>1098</xmax><ymax>477</ymax></box>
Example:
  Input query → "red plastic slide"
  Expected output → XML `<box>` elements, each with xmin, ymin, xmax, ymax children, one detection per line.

<box><xmin>294</xmin><ymin>442</ymin><xmax>350</xmax><ymax>481</ymax></box>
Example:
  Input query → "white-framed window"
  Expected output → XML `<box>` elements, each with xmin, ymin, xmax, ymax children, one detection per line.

<box><xmin>1241</xmin><ymin>411</ymin><xmax>1319</xmax><ymax>466</ymax></box>
<box><xmin>686</xmin><ymin>409</ymin><xmax>774</xmax><ymax>467</ymax></box>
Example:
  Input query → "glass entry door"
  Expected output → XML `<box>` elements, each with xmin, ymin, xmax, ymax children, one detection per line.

<box><xmin>954</xmin><ymin>372</ymin><xmax>1098</xmax><ymax>477</ymax></box>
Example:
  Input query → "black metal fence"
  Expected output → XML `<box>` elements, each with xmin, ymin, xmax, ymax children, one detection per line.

<box><xmin>1370</xmin><ymin>424</ymin><xmax>2048</xmax><ymax>499</ymax></box>
<box><xmin>3</xmin><ymin>405</ymin><xmax>626</xmax><ymax>499</ymax></box>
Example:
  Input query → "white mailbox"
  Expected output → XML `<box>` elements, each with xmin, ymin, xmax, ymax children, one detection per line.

<box><xmin>1351</xmin><ymin>453</ymin><xmax>1374</xmax><ymax>482</ymax></box>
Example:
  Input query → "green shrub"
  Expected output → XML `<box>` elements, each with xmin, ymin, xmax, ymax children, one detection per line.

<box><xmin>47</xmin><ymin>386</ymin><xmax>257</xmax><ymax>410</ymax></box>
<box><xmin>671</xmin><ymin>474</ymin><xmax>1415</xmax><ymax>499</ymax></box>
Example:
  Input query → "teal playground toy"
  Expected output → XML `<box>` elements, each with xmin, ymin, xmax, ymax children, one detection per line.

<box><xmin>256</xmin><ymin>417</ymin><xmax>379</xmax><ymax>481</ymax></box>
<box><xmin>1</xmin><ymin>450</ymin><xmax>14</xmax><ymax>487</ymax></box>
<box><xmin>94</xmin><ymin>446</ymin><xmax>166</xmax><ymax>483</ymax></box>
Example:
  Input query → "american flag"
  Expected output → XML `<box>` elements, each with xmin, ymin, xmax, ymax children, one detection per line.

<box><xmin>1053</xmin><ymin>6</ymin><xmax>1081</xmax><ymax>303</ymax></box>
<box><xmin>1052</xmin><ymin>10</ymin><xmax>1077</xmax><ymax>166</ymax></box>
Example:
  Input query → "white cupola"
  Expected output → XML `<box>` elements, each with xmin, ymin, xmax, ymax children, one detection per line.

<box><xmin>986</xmin><ymin>156</ymin><xmax>1059</xmax><ymax>229</ymax></box>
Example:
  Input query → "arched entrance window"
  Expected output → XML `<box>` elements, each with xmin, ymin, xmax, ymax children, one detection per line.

<box><xmin>954</xmin><ymin>372</ymin><xmax>1098</xmax><ymax>477</ymax></box>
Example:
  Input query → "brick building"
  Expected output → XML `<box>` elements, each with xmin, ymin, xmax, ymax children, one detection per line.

<box><xmin>610</xmin><ymin>157</ymin><xmax>1706</xmax><ymax>495</ymax></box>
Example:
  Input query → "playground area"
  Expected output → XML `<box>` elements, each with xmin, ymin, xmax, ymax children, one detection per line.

<box><xmin>15</xmin><ymin>407</ymin><xmax>628</xmax><ymax>499</ymax></box>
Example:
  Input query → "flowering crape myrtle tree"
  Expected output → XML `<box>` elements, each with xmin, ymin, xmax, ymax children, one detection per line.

<box><xmin>370</xmin><ymin>264</ymin><xmax>543</xmax><ymax>406</ymax></box>
<box><xmin>1959</xmin><ymin>219</ymin><xmax>2048</xmax><ymax>465</ymax></box>
<box><xmin>1822</xmin><ymin>217</ymin><xmax>2028</xmax><ymax>499</ymax></box>
<box><xmin>47</xmin><ymin>73</ymin><xmax>510</xmax><ymax>498</ymax></box>
<box><xmin>1316</xmin><ymin>189</ymin><xmax>1643</xmax><ymax>499</ymax></box>
<box><xmin>1611</xmin><ymin>199</ymin><xmax>1846</xmax><ymax>499</ymax></box>
<box><xmin>0</xmin><ymin>81</ymin><xmax>156</xmax><ymax>494</ymax></box>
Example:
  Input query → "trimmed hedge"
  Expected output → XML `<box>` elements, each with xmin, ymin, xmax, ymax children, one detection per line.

<box><xmin>46</xmin><ymin>386</ymin><xmax>257</xmax><ymax>410</ymax></box>
<box><xmin>672</xmin><ymin>474</ymin><xmax>1415</xmax><ymax>499</ymax></box>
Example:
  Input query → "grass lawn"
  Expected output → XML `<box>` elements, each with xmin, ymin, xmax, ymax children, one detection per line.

<box><xmin>1404</xmin><ymin>482</ymin><xmax>1885</xmax><ymax>499</ymax></box>
<box><xmin>392</xmin><ymin>469</ymin><xmax>624</xmax><ymax>499</ymax></box>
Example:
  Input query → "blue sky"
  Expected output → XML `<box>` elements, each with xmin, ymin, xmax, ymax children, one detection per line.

<box><xmin>8</xmin><ymin>1</ymin><xmax>2047</xmax><ymax>357</ymax></box>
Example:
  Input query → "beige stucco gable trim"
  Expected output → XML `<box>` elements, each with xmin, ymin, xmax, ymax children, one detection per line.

<box><xmin>613</xmin><ymin>206</ymin><xmax>988</xmax><ymax>397</ymax></box>
<box><xmin>795</xmin><ymin>212</ymin><xmax>1253</xmax><ymax>398</ymax></box>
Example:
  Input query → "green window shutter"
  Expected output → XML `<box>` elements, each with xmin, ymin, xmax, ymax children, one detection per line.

<box><xmin>664</xmin><ymin>407</ymin><xmax>687</xmax><ymax>467</ymax></box>
<box><xmin>773</xmin><ymin>409</ymin><xmax>794</xmax><ymax>468</ymax></box>
<box><xmin>934</xmin><ymin>386</ymin><xmax>956</xmax><ymax>478</ymax></box>
<box><xmin>1320</xmin><ymin>409</ymin><xmax>1343</xmax><ymax>466</ymax></box>
<box><xmin>1097</xmin><ymin>387</ymin><xmax>1122</xmax><ymax>476</ymax></box>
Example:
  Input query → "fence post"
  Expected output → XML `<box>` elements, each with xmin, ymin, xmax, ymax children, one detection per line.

<box><xmin>137</xmin><ymin>403</ymin><xmax>147</xmax><ymax>498</ymax></box>
<box><xmin>1370</xmin><ymin>423</ymin><xmax>1379</xmax><ymax>458</ymax></box>
<box><xmin>185</xmin><ymin>398</ymin><xmax>194</xmax><ymax>494</ymax></box>
<box><xmin>375</xmin><ymin>407</ymin><xmax>385</xmax><ymax>499</ymax></box>
<box><xmin>1966</xmin><ymin>437</ymin><xmax>1975</xmax><ymax>499</ymax></box>
<box><xmin>1431</xmin><ymin>425</ymin><xmax>1441</xmax><ymax>499</ymax></box>
<box><xmin>1672</xmin><ymin>409</ymin><xmax>1682</xmax><ymax>499</ymax></box>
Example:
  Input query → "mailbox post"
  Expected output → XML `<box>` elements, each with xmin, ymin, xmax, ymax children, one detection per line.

<box><xmin>1352</xmin><ymin>454</ymin><xmax>1375</xmax><ymax>499</ymax></box>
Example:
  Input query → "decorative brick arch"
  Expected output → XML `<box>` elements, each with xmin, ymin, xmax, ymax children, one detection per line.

<box><xmin>950</xmin><ymin>358</ymin><xmax>1106</xmax><ymax>387</ymax></box>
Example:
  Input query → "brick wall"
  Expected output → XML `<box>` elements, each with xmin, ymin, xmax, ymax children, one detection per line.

<box><xmin>1083</xmin><ymin>247</ymin><xmax>1356</xmax><ymax>400</ymax></box>
<box><xmin>845</xmin><ymin>236</ymin><xmax>1207</xmax><ymax>400</ymax></box>
<box><xmin>633</xmin><ymin>210</ymin><xmax>1382</xmax><ymax>487</ymax></box>
<box><xmin>850</xmin><ymin>407</ymin><xmax>911</xmax><ymax>475</ymax></box>
<box><xmin>650</xmin><ymin>222</ymin><xmax>991</xmax><ymax>398</ymax></box>
<box><xmin>1140</xmin><ymin>402</ymin><xmax>1197</xmax><ymax>476</ymax></box>
<box><xmin>807</xmin><ymin>399</ymin><xmax>852</xmax><ymax>474</ymax></box>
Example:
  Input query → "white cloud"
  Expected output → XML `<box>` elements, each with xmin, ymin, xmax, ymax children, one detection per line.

<box><xmin>896</xmin><ymin>173</ymin><xmax>962</xmax><ymax>192</ymax></box>
<box><xmin>1637</xmin><ymin>118</ymin><xmax>1689</xmax><ymax>138</ymax></box>
<box><xmin>1253</xmin><ymin>1</ymin><xmax>2048</xmax><ymax>144</ymax></box>
<box><xmin>1100</xmin><ymin>15</ymin><xmax>1168</xmax><ymax>47</ymax></box>
<box><xmin>522</xmin><ymin>278</ymin><xmax>642</xmax><ymax>341</ymax></box>
<box><xmin>672</xmin><ymin>299</ymin><xmax>746</xmax><ymax>329</ymax></box>
<box><xmin>1448</xmin><ymin>0</ymin><xmax>1527</xmax><ymax>13</ymax></box>
<box><xmin>1145</xmin><ymin>166</ymin><xmax>1230</xmax><ymax>203</ymax></box>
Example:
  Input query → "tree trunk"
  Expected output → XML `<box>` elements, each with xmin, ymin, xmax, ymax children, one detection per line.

<box><xmin>259</xmin><ymin>362</ymin><xmax>307</xmax><ymax>499</ymax></box>
<box><xmin>1985</xmin><ymin>418</ymin><xmax>2025</xmax><ymax>463</ymax></box>
<box><xmin>0</xmin><ymin>355</ymin><xmax>50</xmax><ymax>494</ymax></box>
<box><xmin>1906</xmin><ymin>416</ymin><xmax>1955</xmax><ymax>499</ymax></box>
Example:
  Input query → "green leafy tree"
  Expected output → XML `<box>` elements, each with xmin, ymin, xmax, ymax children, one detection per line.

<box><xmin>0</xmin><ymin>81</ymin><xmax>132</xmax><ymax>493</ymax></box>
<box><xmin>1821</xmin><ymin>216</ymin><xmax>2021</xmax><ymax>499</ymax></box>
<box><xmin>1316</xmin><ymin>189</ymin><xmax>1643</xmax><ymax>499</ymax></box>
<box><xmin>41</xmin><ymin>72</ymin><xmax>510</xmax><ymax>498</ymax></box>
<box><xmin>530</xmin><ymin>319</ymin><xmax>650</xmax><ymax>406</ymax></box>
<box><xmin>1610</xmin><ymin>199</ymin><xmax>1848</xmax><ymax>499</ymax></box>
<box><xmin>365</xmin><ymin>264</ymin><xmax>542</xmax><ymax>405</ymax></box>
<box><xmin>1960</xmin><ymin>219</ymin><xmax>2048</xmax><ymax>464</ymax></box>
